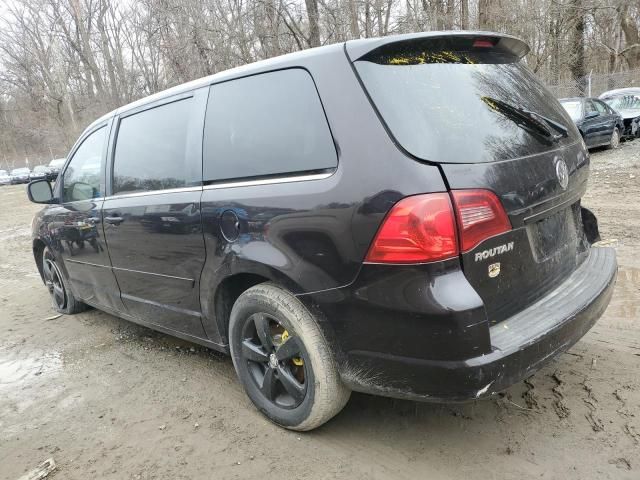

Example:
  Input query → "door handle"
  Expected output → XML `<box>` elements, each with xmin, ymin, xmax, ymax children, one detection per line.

<box><xmin>104</xmin><ymin>216</ymin><xmax>124</xmax><ymax>225</ymax></box>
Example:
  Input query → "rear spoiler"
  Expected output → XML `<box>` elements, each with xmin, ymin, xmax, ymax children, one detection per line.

<box><xmin>345</xmin><ymin>31</ymin><xmax>530</xmax><ymax>62</ymax></box>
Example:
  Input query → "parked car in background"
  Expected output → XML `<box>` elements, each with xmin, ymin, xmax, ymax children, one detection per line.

<box><xmin>29</xmin><ymin>165</ymin><xmax>51</xmax><ymax>182</ymax></box>
<box><xmin>48</xmin><ymin>158</ymin><xmax>66</xmax><ymax>181</ymax></box>
<box><xmin>27</xmin><ymin>32</ymin><xmax>617</xmax><ymax>431</ymax></box>
<box><xmin>0</xmin><ymin>170</ymin><xmax>11</xmax><ymax>185</ymax></box>
<box><xmin>559</xmin><ymin>97</ymin><xmax>623</xmax><ymax>149</ymax></box>
<box><xmin>10</xmin><ymin>167</ymin><xmax>31</xmax><ymax>184</ymax></box>
<box><xmin>599</xmin><ymin>88</ymin><xmax>640</xmax><ymax>139</ymax></box>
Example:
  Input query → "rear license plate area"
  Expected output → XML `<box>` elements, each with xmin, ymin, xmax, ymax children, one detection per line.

<box><xmin>527</xmin><ymin>205</ymin><xmax>578</xmax><ymax>261</ymax></box>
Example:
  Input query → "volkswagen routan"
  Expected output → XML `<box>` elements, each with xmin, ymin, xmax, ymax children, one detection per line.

<box><xmin>27</xmin><ymin>31</ymin><xmax>617</xmax><ymax>430</ymax></box>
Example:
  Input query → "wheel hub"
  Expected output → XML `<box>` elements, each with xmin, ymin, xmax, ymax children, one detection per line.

<box><xmin>268</xmin><ymin>353</ymin><xmax>278</xmax><ymax>369</ymax></box>
<box><xmin>240</xmin><ymin>313</ymin><xmax>308</xmax><ymax>409</ymax></box>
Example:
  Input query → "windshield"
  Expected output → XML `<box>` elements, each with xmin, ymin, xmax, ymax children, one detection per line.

<box><xmin>49</xmin><ymin>159</ymin><xmax>65</xmax><ymax>167</ymax></box>
<box><xmin>560</xmin><ymin>100</ymin><xmax>583</xmax><ymax>121</ymax></box>
<box><xmin>602</xmin><ymin>95</ymin><xmax>640</xmax><ymax>111</ymax></box>
<box><xmin>34</xmin><ymin>166</ymin><xmax>48</xmax><ymax>172</ymax></box>
<box><xmin>355</xmin><ymin>48</ymin><xmax>576</xmax><ymax>163</ymax></box>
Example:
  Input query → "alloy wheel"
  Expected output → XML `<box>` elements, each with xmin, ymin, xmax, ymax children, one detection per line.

<box><xmin>241</xmin><ymin>313</ymin><xmax>307</xmax><ymax>409</ymax></box>
<box><xmin>43</xmin><ymin>257</ymin><xmax>67</xmax><ymax>310</ymax></box>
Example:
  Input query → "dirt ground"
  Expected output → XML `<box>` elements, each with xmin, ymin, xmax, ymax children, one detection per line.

<box><xmin>1</xmin><ymin>142</ymin><xmax>639</xmax><ymax>480</ymax></box>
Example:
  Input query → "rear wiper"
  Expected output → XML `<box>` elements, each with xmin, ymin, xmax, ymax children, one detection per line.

<box><xmin>482</xmin><ymin>96</ymin><xmax>568</xmax><ymax>142</ymax></box>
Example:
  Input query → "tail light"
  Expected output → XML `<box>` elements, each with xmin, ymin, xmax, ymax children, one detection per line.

<box><xmin>451</xmin><ymin>189</ymin><xmax>511</xmax><ymax>252</ymax></box>
<box><xmin>365</xmin><ymin>193</ymin><xmax>458</xmax><ymax>263</ymax></box>
<box><xmin>365</xmin><ymin>190</ymin><xmax>510</xmax><ymax>263</ymax></box>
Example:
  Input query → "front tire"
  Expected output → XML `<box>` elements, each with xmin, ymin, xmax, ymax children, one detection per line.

<box><xmin>607</xmin><ymin>128</ymin><xmax>620</xmax><ymax>149</ymax></box>
<box><xmin>229</xmin><ymin>283</ymin><xmax>350</xmax><ymax>431</ymax></box>
<box><xmin>42</xmin><ymin>246</ymin><xmax>87</xmax><ymax>314</ymax></box>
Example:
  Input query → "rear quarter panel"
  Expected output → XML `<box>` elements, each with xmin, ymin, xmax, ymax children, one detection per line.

<box><xmin>199</xmin><ymin>45</ymin><xmax>447</xmax><ymax>342</ymax></box>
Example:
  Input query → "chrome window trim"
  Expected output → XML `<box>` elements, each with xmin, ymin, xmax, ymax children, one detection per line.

<box><xmin>202</xmin><ymin>171</ymin><xmax>334</xmax><ymax>191</ymax></box>
<box><xmin>60</xmin><ymin>196</ymin><xmax>105</xmax><ymax>206</ymax></box>
<box><xmin>105</xmin><ymin>186</ymin><xmax>203</xmax><ymax>201</ymax></box>
<box><xmin>103</xmin><ymin>171</ymin><xmax>335</xmax><ymax>200</ymax></box>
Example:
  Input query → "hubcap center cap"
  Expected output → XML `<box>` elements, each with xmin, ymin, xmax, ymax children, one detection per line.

<box><xmin>268</xmin><ymin>353</ymin><xmax>278</xmax><ymax>369</ymax></box>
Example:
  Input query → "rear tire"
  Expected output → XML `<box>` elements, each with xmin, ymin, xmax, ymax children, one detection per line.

<box><xmin>229</xmin><ymin>283</ymin><xmax>350</xmax><ymax>431</ymax></box>
<box><xmin>607</xmin><ymin>128</ymin><xmax>620</xmax><ymax>150</ymax></box>
<box><xmin>42</xmin><ymin>246</ymin><xmax>87</xmax><ymax>314</ymax></box>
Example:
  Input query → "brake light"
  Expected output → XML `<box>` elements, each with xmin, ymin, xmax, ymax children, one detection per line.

<box><xmin>450</xmin><ymin>190</ymin><xmax>511</xmax><ymax>252</ymax></box>
<box><xmin>365</xmin><ymin>193</ymin><xmax>458</xmax><ymax>263</ymax></box>
<box><xmin>473</xmin><ymin>38</ymin><xmax>496</xmax><ymax>48</ymax></box>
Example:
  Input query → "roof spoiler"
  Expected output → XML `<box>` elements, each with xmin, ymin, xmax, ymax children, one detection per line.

<box><xmin>345</xmin><ymin>31</ymin><xmax>530</xmax><ymax>62</ymax></box>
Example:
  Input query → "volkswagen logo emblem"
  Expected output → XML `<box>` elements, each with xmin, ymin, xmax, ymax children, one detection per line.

<box><xmin>554</xmin><ymin>157</ymin><xmax>569</xmax><ymax>190</ymax></box>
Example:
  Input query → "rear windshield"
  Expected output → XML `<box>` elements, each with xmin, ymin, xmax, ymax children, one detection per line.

<box><xmin>355</xmin><ymin>40</ymin><xmax>576</xmax><ymax>163</ymax></box>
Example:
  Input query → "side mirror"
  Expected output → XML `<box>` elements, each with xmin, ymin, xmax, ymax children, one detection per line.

<box><xmin>585</xmin><ymin>111</ymin><xmax>599</xmax><ymax>119</ymax></box>
<box><xmin>27</xmin><ymin>179</ymin><xmax>55</xmax><ymax>204</ymax></box>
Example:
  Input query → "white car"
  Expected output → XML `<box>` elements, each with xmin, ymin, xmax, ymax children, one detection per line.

<box><xmin>10</xmin><ymin>167</ymin><xmax>31</xmax><ymax>184</ymax></box>
<box><xmin>48</xmin><ymin>158</ymin><xmax>66</xmax><ymax>178</ymax></box>
<box><xmin>0</xmin><ymin>170</ymin><xmax>11</xmax><ymax>185</ymax></box>
<box><xmin>30</xmin><ymin>165</ymin><xmax>51</xmax><ymax>181</ymax></box>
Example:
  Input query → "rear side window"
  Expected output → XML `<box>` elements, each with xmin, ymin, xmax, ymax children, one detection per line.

<box><xmin>113</xmin><ymin>98</ymin><xmax>199</xmax><ymax>194</ymax></box>
<box><xmin>354</xmin><ymin>37</ymin><xmax>577</xmax><ymax>164</ymax></box>
<box><xmin>203</xmin><ymin>69</ymin><xmax>337</xmax><ymax>182</ymax></box>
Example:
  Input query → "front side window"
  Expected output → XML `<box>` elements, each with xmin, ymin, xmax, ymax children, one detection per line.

<box><xmin>62</xmin><ymin>127</ymin><xmax>106</xmax><ymax>202</ymax></box>
<box><xmin>203</xmin><ymin>69</ymin><xmax>337</xmax><ymax>182</ymax></box>
<box><xmin>113</xmin><ymin>98</ymin><xmax>198</xmax><ymax>194</ymax></box>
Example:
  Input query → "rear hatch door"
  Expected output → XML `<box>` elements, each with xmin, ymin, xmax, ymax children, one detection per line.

<box><xmin>349</xmin><ymin>33</ymin><xmax>591</xmax><ymax>323</ymax></box>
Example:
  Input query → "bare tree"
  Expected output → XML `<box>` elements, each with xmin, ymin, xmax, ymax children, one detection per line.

<box><xmin>0</xmin><ymin>0</ymin><xmax>638</xmax><ymax>166</ymax></box>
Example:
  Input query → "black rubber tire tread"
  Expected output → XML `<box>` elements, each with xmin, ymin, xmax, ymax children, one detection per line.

<box><xmin>43</xmin><ymin>246</ymin><xmax>88</xmax><ymax>315</ymax></box>
<box><xmin>229</xmin><ymin>282</ymin><xmax>350</xmax><ymax>431</ymax></box>
<box><xmin>607</xmin><ymin>128</ymin><xmax>620</xmax><ymax>150</ymax></box>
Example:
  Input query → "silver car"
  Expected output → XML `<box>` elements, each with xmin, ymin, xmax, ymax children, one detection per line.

<box><xmin>0</xmin><ymin>170</ymin><xmax>11</xmax><ymax>185</ymax></box>
<box><xmin>10</xmin><ymin>167</ymin><xmax>31</xmax><ymax>184</ymax></box>
<box><xmin>599</xmin><ymin>87</ymin><xmax>640</xmax><ymax>139</ymax></box>
<box><xmin>29</xmin><ymin>165</ymin><xmax>51</xmax><ymax>181</ymax></box>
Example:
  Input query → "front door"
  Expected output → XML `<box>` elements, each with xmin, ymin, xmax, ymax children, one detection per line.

<box><xmin>593</xmin><ymin>99</ymin><xmax>617</xmax><ymax>141</ymax></box>
<box><xmin>54</xmin><ymin>122</ymin><xmax>125</xmax><ymax>312</ymax></box>
<box><xmin>102</xmin><ymin>90</ymin><xmax>208</xmax><ymax>338</ymax></box>
<box><xmin>583</xmin><ymin>100</ymin><xmax>608</xmax><ymax>146</ymax></box>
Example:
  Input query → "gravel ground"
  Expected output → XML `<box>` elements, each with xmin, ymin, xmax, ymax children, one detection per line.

<box><xmin>1</xmin><ymin>141</ymin><xmax>639</xmax><ymax>480</ymax></box>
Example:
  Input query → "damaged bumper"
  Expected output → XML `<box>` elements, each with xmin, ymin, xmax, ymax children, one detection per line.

<box><xmin>337</xmin><ymin>246</ymin><xmax>617</xmax><ymax>402</ymax></box>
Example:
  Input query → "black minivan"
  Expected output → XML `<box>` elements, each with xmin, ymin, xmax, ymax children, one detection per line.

<box><xmin>28</xmin><ymin>32</ymin><xmax>617</xmax><ymax>430</ymax></box>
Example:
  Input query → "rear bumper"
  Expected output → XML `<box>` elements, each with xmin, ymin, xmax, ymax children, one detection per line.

<box><xmin>316</xmin><ymin>247</ymin><xmax>617</xmax><ymax>402</ymax></box>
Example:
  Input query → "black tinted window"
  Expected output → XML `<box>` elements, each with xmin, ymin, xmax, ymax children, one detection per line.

<box><xmin>63</xmin><ymin>127</ymin><xmax>106</xmax><ymax>202</ymax></box>
<box><xmin>203</xmin><ymin>69</ymin><xmax>337</xmax><ymax>182</ymax></box>
<box><xmin>113</xmin><ymin>98</ymin><xmax>199</xmax><ymax>194</ymax></box>
<box><xmin>355</xmin><ymin>41</ymin><xmax>577</xmax><ymax>163</ymax></box>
